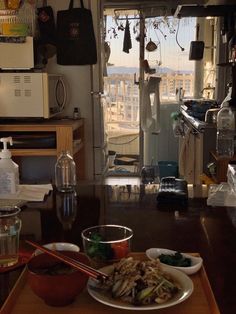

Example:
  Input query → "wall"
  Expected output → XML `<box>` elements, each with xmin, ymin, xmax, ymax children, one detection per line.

<box><xmin>47</xmin><ymin>0</ymin><xmax>96</xmax><ymax>180</ymax></box>
<box><xmin>21</xmin><ymin>0</ymin><xmax>99</xmax><ymax>182</ymax></box>
<box><xmin>20</xmin><ymin>1</ymin><xmax>179</xmax><ymax>182</ymax></box>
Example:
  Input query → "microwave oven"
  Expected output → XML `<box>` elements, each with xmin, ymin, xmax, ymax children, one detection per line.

<box><xmin>0</xmin><ymin>72</ymin><xmax>67</xmax><ymax>118</ymax></box>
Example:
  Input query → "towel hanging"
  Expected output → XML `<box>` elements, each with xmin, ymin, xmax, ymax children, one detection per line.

<box><xmin>123</xmin><ymin>17</ymin><xmax>132</xmax><ymax>53</ymax></box>
<box><xmin>141</xmin><ymin>77</ymin><xmax>161</xmax><ymax>133</ymax></box>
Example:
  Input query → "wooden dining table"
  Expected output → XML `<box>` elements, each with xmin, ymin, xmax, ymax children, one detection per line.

<box><xmin>1</xmin><ymin>182</ymin><xmax>236</xmax><ymax>314</ymax></box>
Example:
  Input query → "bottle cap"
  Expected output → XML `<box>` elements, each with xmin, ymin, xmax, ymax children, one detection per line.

<box><xmin>0</xmin><ymin>137</ymin><xmax>12</xmax><ymax>159</ymax></box>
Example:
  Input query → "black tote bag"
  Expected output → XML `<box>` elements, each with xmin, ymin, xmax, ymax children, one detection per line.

<box><xmin>56</xmin><ymin>0</ymin><xmax>97</xmax><ymax>65</ymax></box>
<box><xmin>37</xmin><ymin>0</ymin><xmax>56</xmax><ymax>46</ymax></box>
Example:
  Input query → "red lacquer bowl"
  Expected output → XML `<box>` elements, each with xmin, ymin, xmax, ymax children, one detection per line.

<box><xmin>27</xmin><ymin>251</ymin><xmax>89</xmax><ymax>306</ymax></box>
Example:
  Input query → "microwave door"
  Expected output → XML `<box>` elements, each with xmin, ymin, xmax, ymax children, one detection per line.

<box><xmin>56</xmin><ymin>78</ymin><xmax>67</xmax><ymax>112</ymax></box>
<box><xmin>48</xmin><ymin>74</ymin><xmax>67</xmax><ymax>115</ymax></box>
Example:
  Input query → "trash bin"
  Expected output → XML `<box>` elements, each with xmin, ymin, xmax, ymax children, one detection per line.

<box><xmin>158</xmin><ymin>161</ymin><xmax>178</xmax><ymax>179</ymax></box>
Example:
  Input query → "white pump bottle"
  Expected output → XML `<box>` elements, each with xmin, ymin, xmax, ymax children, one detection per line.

<box><xmin>0</xmin><ymin>137</ymin><xmax>19</xmax><ymax>195</ymax></box>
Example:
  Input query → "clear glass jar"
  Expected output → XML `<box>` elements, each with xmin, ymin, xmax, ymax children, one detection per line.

<box><xmin>55</xmin><ymin>151</ymin><xmax>76</xmax><ymax>192</ymax></box>
<box><xmin>0</xmin><ymin>206</ymin><xmax>21</xmax><ymax>267</ymax></box>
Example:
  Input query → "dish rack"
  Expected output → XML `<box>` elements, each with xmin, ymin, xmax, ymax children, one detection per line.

<box><xmin>0</xmin><ymin>1</ymin><xmax>36</xmax><ymax>37</ymax></box>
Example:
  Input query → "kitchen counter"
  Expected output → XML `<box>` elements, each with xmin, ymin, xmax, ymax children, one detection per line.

<box><xmin>1</xmin><ymin>182</ymin><xmax>236</xmax><ymax>314</ymax></box>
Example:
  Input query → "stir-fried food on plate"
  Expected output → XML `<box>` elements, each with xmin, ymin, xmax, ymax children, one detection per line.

<box><xmin>99</xmin><ymin>257</ymin><xmax>181</xmax><ymax>305</ymax></box>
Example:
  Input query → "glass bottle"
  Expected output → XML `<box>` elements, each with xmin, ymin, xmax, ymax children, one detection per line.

<box><xmin>56</xmin><ymin>190</ymin><xmax>77</xmax><ymax>230</ymax></box>
<box><xmin>55</xmin><ymin>151</ymin><xmax>76</xmax><ymax>192</ymax></box>
<box><xmin>73</xmin><ymin>107</ymin><xmax>80</xmax><ymax>120</ymax></box>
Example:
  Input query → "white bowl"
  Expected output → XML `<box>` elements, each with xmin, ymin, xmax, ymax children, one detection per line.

<box><xmin>146</xmin><ymin>248</ymin><xmax>203</xmax><ymax>275</ymax></box>
<box><xmin>34</xmin><ymin>242</ymin><xmax>80</xmax><ymax>256</ymax></box>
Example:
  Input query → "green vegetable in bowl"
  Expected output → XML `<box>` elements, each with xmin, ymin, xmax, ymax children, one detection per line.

<box><xmin>86</xmin><ymin>232</ymin><xmax>114</xmax><ymax>261</ymax></box>
<box><xmin>159</xmin><ymin>252</ymin><xmax>191</xmax><ymax>267</ymax></box>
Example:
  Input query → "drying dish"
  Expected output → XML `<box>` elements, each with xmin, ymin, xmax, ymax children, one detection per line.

<box><xmin>146</xmin><ymin>248</ymin><xmax>203</xmax><ymax>275</ymax></box>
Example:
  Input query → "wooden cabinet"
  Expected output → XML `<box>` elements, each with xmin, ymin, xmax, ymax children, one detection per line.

<box><xmin>0</xmin><ymin>119</ymin><xmax>85</xmax><ymax>179</ymax></box>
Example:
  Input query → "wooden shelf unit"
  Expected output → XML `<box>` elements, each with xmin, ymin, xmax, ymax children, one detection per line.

<box><xmin>0</xmin><ymin>119</ymin><xmax>85</xmax><ymax>179</ymax></box>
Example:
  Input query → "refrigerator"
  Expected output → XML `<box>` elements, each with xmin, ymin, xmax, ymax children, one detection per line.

<box><xmin>90</xmin><ymin>0</ymin><xmax>109</xmax><ymax>181</ymax></box>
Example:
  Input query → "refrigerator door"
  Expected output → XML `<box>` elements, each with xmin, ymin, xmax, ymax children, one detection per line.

<box><xmin>92</xmin><ymin>93</ymin><xmax>108</xmax><ymax>148</ymax></box>
<box><xmin>90</xmin><ymin>0</ymin><xmax>108</xmax><ymax>178</ymax></box>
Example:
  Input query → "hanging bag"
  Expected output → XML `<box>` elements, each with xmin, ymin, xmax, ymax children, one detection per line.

<box><xmin>37</xmin><ymin>0</ymin><xmax>56</xmax><ymax>46</ymax></box>
<box><xmin>56</xmin><ymin>0</ymin><xmax>97</xmax><ymax>65</ymax></box>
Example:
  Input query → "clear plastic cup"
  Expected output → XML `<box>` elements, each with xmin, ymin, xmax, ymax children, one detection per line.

<box><xmin>0</xmin><ymin>206</ymin><xmax>21</xmax><ymax>267</ymax></box>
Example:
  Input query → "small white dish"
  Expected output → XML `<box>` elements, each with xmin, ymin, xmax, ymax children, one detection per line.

<box><xmin>34</xmin><ymin>242</ymin><xmax>80</xmax><ymax>256</ymax></box>
<box><xmin>146</xmin><ymin>248</ymin><xmax>203</xmax><ymax>275</ymax></box>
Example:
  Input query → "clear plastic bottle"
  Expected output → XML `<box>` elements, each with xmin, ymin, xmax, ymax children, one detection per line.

<box><xmin>216</xmin><ymin>104</ymin><xmax>235</xmax><ymax>158</ymax></box>
<box><xmin>0</xmin><ymin>137</ymin><xmax>19</xmax><ymax>195</ymax></box>
<box><xmin>55</xmin><ymin>151</ymin><xmax>76</xmax><ymax>192</ymax></box>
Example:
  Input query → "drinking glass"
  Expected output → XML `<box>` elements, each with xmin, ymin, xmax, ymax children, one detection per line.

<box><xmin>0</xmin><ymin>206</ymin><xmax>21</xmax><ymax>267</ymax></box>
<box><xmin>81</xmin><ymin>225</ymin><xmax>133</xmax><ymax>269</ymax></box>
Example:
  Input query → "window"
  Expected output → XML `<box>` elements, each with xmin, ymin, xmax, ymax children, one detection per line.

<box><xmin>103</xmin><ymin>11</ymin><xmax>197</xmax><ymax>174</ymax></box>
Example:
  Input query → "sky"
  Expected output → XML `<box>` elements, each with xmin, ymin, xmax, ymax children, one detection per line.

<box><xmin>106</xmin><ymin>16</ymin><xmax>196</xmax><ymax>71</ymax></box>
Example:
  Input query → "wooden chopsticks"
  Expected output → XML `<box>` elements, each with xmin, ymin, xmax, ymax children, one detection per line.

<box><xmin>25</xmin><ymin>240</ymin><xmax>108</xmax><ymax>281</ymax></box>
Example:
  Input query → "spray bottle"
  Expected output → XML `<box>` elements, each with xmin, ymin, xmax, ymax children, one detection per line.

<box><xmin>0</xmin><ymin>137</ymin><xmax>19</xmax><ymax>195</ymax></box>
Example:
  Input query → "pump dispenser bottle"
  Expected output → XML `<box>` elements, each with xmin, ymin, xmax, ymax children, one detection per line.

<box><xmin>0</xmin><ymin>137</ymin><xmax>19</xmax><ymax>195</ymax></box>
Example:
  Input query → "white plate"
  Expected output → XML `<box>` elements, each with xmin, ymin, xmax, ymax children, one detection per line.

<box><xmin>87</xmin><ymin>264</ymin><xmax>193</xmax><ymax>311</ymax></box>
<box><xmin>146</xmin><ymin>248</ymin><xmax>203</xmax><ymax>275</ymax></box>
<box><xmin>34</xmin><ymin>242</ymin><xmax>80</xmax><ymax>256</ymax></box>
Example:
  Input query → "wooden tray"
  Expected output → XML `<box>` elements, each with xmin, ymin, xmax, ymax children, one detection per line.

<box><xmin>0</xmin><ymin>253</ymin><xmax>221</xmax><ymax>314</ymax></box>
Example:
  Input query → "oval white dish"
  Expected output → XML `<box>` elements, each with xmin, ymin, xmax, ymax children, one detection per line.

<box><xmin>87</xmin><ymin>263</ymin><xmax>193</xmax><ymax>310</ymax></box>
<box><xmin>146</xmin><ymin>248</ymin><xmax>203</xmax><ymax>275</ymax></box>
<box><xmin>34</xmin><ymin>242</ymin><xmax>80</xmax><ymax>256</ymax></box>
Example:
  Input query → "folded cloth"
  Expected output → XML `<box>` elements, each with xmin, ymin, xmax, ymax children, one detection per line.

<box><xmin>0</xmin><ymin>184</ymin><xmax>53</xmax><ymax>202</ymax></box>
<box><xmin>123</xmin><ymin>17</ymin><xmax>132</xmax><ymax>53</ymax></box>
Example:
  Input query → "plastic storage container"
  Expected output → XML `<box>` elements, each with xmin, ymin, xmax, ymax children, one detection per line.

<box><xmin>227</xmin><ymin>163</ymin><xmax>236</xmax><ymax>193</ymax></box>
<box><xmin>55</xmin><ymin>151</ymin><xmax>76</xmax><ymax>192</ymax></box>
<box><xmin>0</xmin><ymin>137</ymin><xmax>19</xmax><ymax>195</ymax></box>
<box><xmin>158</xmin><ymin>161</ymin><xmax>178</xmax><ymax>179</ymax></box>
<box><xmin>216</xmin><ymin>105</ymin><xmax>235</xmax><ymax>158</ymax></box>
